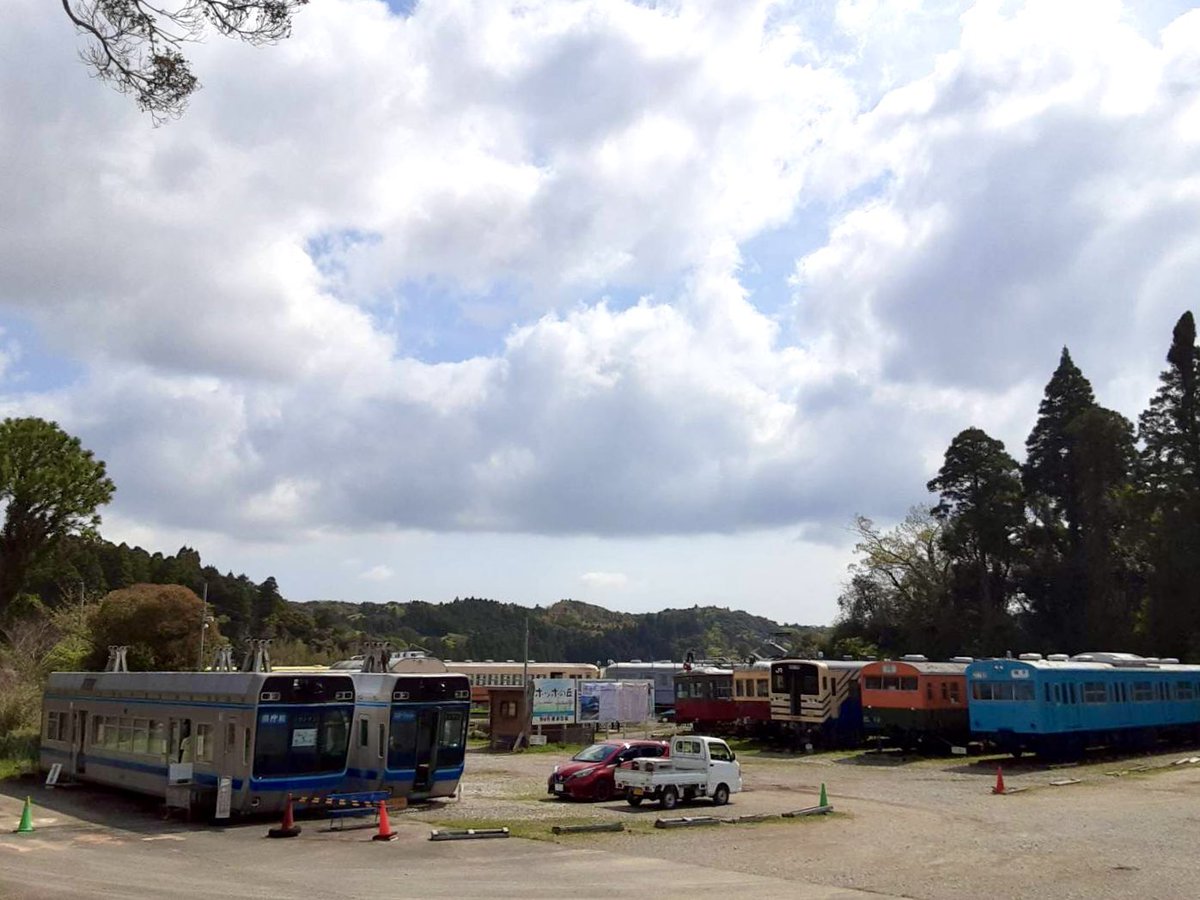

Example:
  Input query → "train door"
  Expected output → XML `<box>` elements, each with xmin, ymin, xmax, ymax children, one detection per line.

<box><xmin>412</xmin><ymin>709</ymin><xmax>437</xmax><ymax>792</ymax></box>
<box><xmin>72</xmin><ymin>710</ymin><xmax>88</xmax><ymax>776</ymax></box>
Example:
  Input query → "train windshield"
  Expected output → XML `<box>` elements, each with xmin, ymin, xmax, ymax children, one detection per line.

<box><xmin>253</xmin><ymin>707</ymin><xmax>351</xmax><ymax>777</ymax></box>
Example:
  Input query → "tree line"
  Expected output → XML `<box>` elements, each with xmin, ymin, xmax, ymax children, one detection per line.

<box><xmin>833</xmin><ymin>311</ymin><xmax>1200</xmax><ymax>662</ymax></box>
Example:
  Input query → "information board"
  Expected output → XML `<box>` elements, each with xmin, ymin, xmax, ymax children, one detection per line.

<box><xmin>531</xmin><ymin>678</ymin><xmax>577</xmax><ymax>724</ymax></box>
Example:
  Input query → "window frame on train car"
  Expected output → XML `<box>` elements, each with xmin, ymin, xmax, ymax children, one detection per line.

<box><xmin>359</xmin><ymin>716</ymin><xmax>370</xmax><ymax>748</ymax></box>
<box><xmin>735</xmin><ymin>679</ymin><xmax>746</xmax><ymax>697</ymax></box>
<box><xmin>757</xmin><ymin>679</ymin><xmax>769</xmax><ymax>698</ymax></box>
<box><xmin>44</xmin><ymin>710</ymin><xmax>67</xmax><ymax>742</ymax></box>
<box><xmin>1175</xmin><ymin>682</ymin><xmax>1195</xmax><ymax>701</ymax></box>
<box><xmin>1131</xmin><ymin>681</ymin><xmax>1154</xmax><ymax>702</ymax></box>
<box><xmin>1082</xmin><ymin>682</ymin><xmax>1108</xmax><ymax>703</ymax></box>
<box><xmin>378</xmin><ymin>723</ymin><xmax>386</xmax><ymax>760</ymax></box>
<box><xmin>972</xmin><ymin>682</ymin><xmax>1035</xmax><ymax>701</ymax></box>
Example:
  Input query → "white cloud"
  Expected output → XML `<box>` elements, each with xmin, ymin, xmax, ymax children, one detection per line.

<box><xmin>580</xmin><ymin>571</ymin><xmax>629</xmax><ymax>590</ymax></box>
<box><xmin>360</xmin><ymin>565</ymin><xmax>395</xmax><ymax>582</ymax></box>
<box><xmin>4</xmin><ymin>0</ymin><xmax>1200</xmax><ymax>623</ymax></box>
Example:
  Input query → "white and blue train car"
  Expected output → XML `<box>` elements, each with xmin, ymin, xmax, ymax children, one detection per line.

<box><xmin>967</xmin><ymin>653</ymin><xmax>1200</xmax><ymax>758</ymax></box>
<box><xmin>40</xmin><ymin>670</ymin><xmax>356</xmax><ymax>815</ymax></box>
<box><xmin>345</xmin><ymin>672</ymin><xmax>471</xmax><ymax>801</ymax></box>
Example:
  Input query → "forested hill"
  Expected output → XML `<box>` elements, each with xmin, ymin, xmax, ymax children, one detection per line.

<box><xmin>302</xmin><ymin>597</ymin><xmax>828</xmax><ymax>665</ymax></box>
<box><xmin>22</xmin><ymin>536</ymin><xmax>827</xmax><ymax>665</ymax></box>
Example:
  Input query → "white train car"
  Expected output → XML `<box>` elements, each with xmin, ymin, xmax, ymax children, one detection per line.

<box><xmin>345</xmin><ymin>671</ymin><xmax>471</xmax><ymax>800</ymax></box>
<box><xmin>40</xmin><ymin>670</ymin><xmax>356</xmax><ymax>815</ymax></box>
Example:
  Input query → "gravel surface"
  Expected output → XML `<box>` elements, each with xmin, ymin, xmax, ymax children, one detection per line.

<box><xmin>412</xmin><ymin>740</ymin><xmax>1200</xmax><ymax>899</ymax></box>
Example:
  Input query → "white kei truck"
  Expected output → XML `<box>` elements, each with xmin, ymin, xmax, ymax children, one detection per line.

<box><xmin>613</xmin><ymin>735</ymin><xmax>742</xmax><ymax>809</ymax></box>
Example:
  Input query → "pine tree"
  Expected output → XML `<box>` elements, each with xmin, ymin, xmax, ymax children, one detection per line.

<box><xmin>1138</xmin><ymin>311</ymin><xmax>1200</xmax><ymax>658</ymax></box>
<box><xmin>928</xmin><ymin>428</ymin><xmax>1024</xmax><ymax>655</ymax></box>
<box><xmin>1024</xmin><ymin>348</ymin><xmax>1096</xmax><ymax>537</ymax></box>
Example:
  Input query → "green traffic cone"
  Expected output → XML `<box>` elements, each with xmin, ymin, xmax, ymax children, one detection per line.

<box><xmin>15</xmin><ymin>796</ymin><xmax>34</xmax><ymax>833</ymax></box>
<box><xmin>818</xmin><ymin>783</ymin><xmax>828</xmax><ymax>808</ymax></box>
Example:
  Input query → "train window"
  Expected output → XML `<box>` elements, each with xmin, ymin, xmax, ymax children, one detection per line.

<box><xmin>675</xmin><ymin>682</ymin><xmax>687</xmax><ymax>699</ymax></box>
<box><xmin>949</xmin><ymin>682</ymin><xmax>960</xmax><ymax>704</ymax></box>
<box><xmin>118</xmin><ymin>717</ymin><xmax>134</xmax><ymax>751</ymax></box>
<box><xmin>150</xmin><ymin>721</ymin><xmax>167</xmax><ymax>756</ymax></box>
<box><xmin>735</xmin><ymin>680</ymin><xmax>746</xmax><ymax>697</ymax></box>
<box><xmin>226</xmin><ymin>723</ymin><xmax>237</xmax><ymax>754</ymax></box>
<box><xmin>378</xmin><ymin>723</ymin><xmax>386</xmax><ymax>759</ymax></box>
<box><xmin>716</xmin><ymin>682</ymin><xmax>732</xmax><ymax>699</ymax></box>
<box><xmin>822</xmin><ymin>677</ymin><xmax>828</xmax><ymax>691</ymax></box>
<box><xmin>359</xmin><ymin>717</ymin><xmax>370</xmax><ymax>748</ymax></box>
<box><xmin>196</xmin><ymin>724</ymin><xmax>214</xmax><ymax>762</ymax></box>
<box><xmin>133</xmin><ymin>719</ymin><xmax>150</xmax><ymax>754</ymax></box>
<box><xmin>757</xmin><ymin>679</ymin><xmax>770</xmax><ymax>698</ymax></box>
<box><xmin>1067</xmin><ymin>684</ymin><xmax>1076</xmax><ymax>704</ymax></box>
<box><xmin>1044</xmin><ymin>684</ymin><xmax>1051</xmax><ymax>702</ymax></box>
<box><xmin>1132</xmin><ymin>682</ymin><xmax>1154</xmax><ymax>702</ymax></box>
<box><xmin>1175</xmin><ymin>682</ymin><xmax>1195</xmax><ymax>701</ymax></box>
<box><xmin>44</xmin><ymin>711</ymin><xmax>65</xmax><ymax>742</ymax></box>
<box><xmin>865</xmin><ymin>677</ymin><xmax>882</xmax><ymax>690</ymax></box>
<box><xmin>772</xmin><ymin>669</ymin><xmax>785</xmax><ymax>692</ymax></box>
<box><xmin>243</xmin><ymin>727</ymin><xmax>251</xmax><ymax>766</ymax></box>
<box><xmin>930</xmin><ymin>684</ymin><xmax>936</xmax><ymax>700</ymax></box>
<box><xmin>440</xmin><ymin>711</ymin><xmax>466</xmax><ymax>751</ymax></box>
<box><xmin>1082</xmin><ymin>682</ymin><xmax>1107</xmax><ymax>704</ymax></box>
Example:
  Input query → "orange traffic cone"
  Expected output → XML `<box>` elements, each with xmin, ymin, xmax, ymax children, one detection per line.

<box><xmin>992</xmin><ymin>766</ymin><xmax>1006</xmax><ymax>795</ymax></box>
<box><xmin>372</xmin><ymin>800</ymin><xmax>397</xmax><ymax>842</ymax></box>
<box><xmin>268</xmin><ymin>795</ymin><xmax>302</xmax><ymax>838</ymax></box>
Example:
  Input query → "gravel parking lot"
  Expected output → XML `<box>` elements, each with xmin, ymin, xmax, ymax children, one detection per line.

<box><xmin>3</xmin><ymin>739</ymin><xmax>1200</xmax><ymax>899</ymax></box>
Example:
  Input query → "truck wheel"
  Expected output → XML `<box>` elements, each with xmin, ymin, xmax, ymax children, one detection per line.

<box><xmin>660</xmin><ymin>787</ymin><xmax>679</xmax><ymax>810</ymax></box>
<box><xmin>626</xmin><ymin>795</ymin><xmax>643</xmax><ymax>807</ymax></box>
<box><xmin>711</xmin><ymin>784</ymin><xmax>730</xmax><ymax>806</ymax></box>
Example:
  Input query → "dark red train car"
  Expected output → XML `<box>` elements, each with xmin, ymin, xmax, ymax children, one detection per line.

<box><xmin>673</xmin><ymin>667</ymin><xmax>735</xmax><ymax>732</ymax></box>
<box><xmin>860</xmin><ymin>657</ymin><xmax>970</xmax><ymax>751</ymax></box>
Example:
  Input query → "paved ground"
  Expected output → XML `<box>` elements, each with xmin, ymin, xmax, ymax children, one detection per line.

<box><xmin>4</xmin><ymin>741</ymin><xmax>1200</xmax><ymax>899</ymax></box>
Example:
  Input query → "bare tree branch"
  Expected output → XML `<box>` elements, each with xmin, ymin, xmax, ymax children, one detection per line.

<box><xmin>61</xmin><ymin>0</ymin><xmax>308</xmax><ymax>123</ymax></box>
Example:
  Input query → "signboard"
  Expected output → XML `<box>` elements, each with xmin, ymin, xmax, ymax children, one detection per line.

<box><xmin>215</xmin><ymin>776</ymin><xmax>232</xmax><ymax>819</ymax></box>
<box><xmin>291</xmin><ymin>728</ymin><xmax>317</xmax><ymax>749</ymax></box>
<box><xmin>45</xmin><ymin>763</ymin><xmax>62</xmax><ymax>787</ymax></box>
<box><xmin>531</xmin><ymin>678</ymin><xmax>577</xmax><ymax>724</ymax></box>
<box><xmin>578</xmin><ymin>680</ymin><xmax>654</xmax><ymax>725</ymax></box>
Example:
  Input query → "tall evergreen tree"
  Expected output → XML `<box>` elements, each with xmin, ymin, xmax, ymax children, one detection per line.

<box><xmin>1138</xmin><ymin>311</ymin><xmax>1200</xmax><ymax>658</ymax></box>
<box><xmin>928</xmin><ymin>428</ymin><xmax>1024</xmax><ymax>655</ymax></box>
<box><xmin>1024</xmin><ymin>348</ymin><xmax>1096</xmax><ymax>537</ymax></box>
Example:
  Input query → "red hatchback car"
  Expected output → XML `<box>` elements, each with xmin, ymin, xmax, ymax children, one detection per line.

<box><xmin>547</xmin><ymin>740</ymin><xmax>669</xmax><ymax>801</ymax></box>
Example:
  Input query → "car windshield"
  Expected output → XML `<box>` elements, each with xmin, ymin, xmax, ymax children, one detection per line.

<box><xmin>572</xmin><ymin>743</ymin><xmax>616</xmax><ymax>762</ymax></box>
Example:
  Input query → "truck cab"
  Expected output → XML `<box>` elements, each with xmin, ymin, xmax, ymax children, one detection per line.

<box><xmin>613</xmin><ymin>735</ymin><xmax>742</xmax><ymax>809</ymax></box>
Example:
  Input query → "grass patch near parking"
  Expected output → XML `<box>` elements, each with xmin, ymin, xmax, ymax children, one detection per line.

<box><xmin>0</xmin><ymin>730</ymin><xmax>38</xmax><ymax>782</ymax></box>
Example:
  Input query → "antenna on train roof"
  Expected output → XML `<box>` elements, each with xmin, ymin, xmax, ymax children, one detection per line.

<box><xmin>242</xmin><ymin>639</ymin><xmax>273</xmax><ymax>673</ymax></box>
<box><xmin>104</xmin><ymin>646</ymin><xmax>128</xmax><ymax>672</ymax></box>
<box><xmin>360</xmin><ymin>641</ymin><xmax>391</xmax><ymax>673</ymax></box>
<box><xmin>212</xmin><ymin>645</ymin><xmax>235</xmax><ymax>672</ymax></box>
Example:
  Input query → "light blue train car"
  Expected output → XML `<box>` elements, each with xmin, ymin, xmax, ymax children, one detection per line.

<box><xmin>967</xmin><ymin>653</ymin><xmax>1200</xmax><ymax>758</ymax></box>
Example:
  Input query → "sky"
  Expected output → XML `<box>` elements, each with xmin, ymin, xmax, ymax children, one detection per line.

<box><xmin>3</xmin><ymin>0</ymin><xmax>1200</xmax><ymax>626</ymax></box>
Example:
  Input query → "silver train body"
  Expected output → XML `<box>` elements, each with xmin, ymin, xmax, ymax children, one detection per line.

<box><xmin>345</xmin><ymin>672</ymin><xmax>471</xmax><ymax>800</ymax></box>
<box><xmin>40</xmin><ymin>670</ymin><xmax>357</xmax><ymax>815</ymax></box>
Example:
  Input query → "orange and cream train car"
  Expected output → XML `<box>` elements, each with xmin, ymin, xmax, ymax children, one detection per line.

<box><xmin>859</xmin><ymin>656</ymin><xmax>970</xmax><ymax>751</ymax></box>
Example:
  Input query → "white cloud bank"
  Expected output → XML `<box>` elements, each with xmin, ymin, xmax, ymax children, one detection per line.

<box><xmin>2</xmin><ymin>0</ymin><xmax>1199</xmax><ymax>621</ymax></box>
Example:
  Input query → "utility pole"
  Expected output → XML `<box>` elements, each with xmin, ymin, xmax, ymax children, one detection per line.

<box><xmin>198</xmin><ymin>582</ymin><xmax>210</xmax><ymax>671</ymax></box>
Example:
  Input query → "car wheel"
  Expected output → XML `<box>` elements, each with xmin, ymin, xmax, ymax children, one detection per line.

<box><xmin>593</xmin><ymin>780</ymin><xmax>612</xmax><ymax>803</ymax></box>
<box><xmin>626</xmin><ymin>795</ymin><xmax>643</xmax><ymax>807</ymax></box>
<box><xmin>660</xmin><ymin>786</ymin><xmax>679</xmax><ymax>810</ymax></box>
<box><xmin>711</xmin><ymin>784</ymin><xmax>729</xmax><ymax>806</ymax></box>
